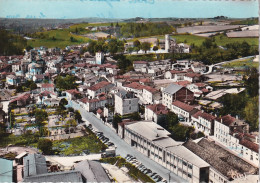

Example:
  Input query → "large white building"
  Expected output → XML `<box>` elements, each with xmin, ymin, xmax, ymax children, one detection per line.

<box><xmin>87</xmin><ymin>81</ymin><xmax>113</xmax><ymax>99</ymax></box>
<box><xmin>214</xmin><ymin>115</ymin><xmax>258</xmax><ymax>167</ymax></box>
<box><xmin>124</xmin><ymin>121</ymin><xmax>210</xmax><ymax>183</ymax></box>
<box><xmin>144</xmin><ymin>104</ymin><xmax>168</xmax><ymax>123</ymax></box>
<box><xmin>114</xmin><ymin>90</ymin><xmax>139</xmax><ymax>116</ymax></box>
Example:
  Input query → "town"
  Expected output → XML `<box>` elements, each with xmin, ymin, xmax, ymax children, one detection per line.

<box><xmin>0</xmin><ymin>16</ymin><xmax>259</xmax><ymax>183</ymax></box>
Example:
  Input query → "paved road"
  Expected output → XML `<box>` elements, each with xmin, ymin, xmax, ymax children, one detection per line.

<box><xmin>68</xmin><ymin>100</ymin><xmax>186</xmax><ymax>183</ymax></box>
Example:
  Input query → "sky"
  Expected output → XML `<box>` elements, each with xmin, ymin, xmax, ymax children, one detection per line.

<box><xmin>0</xmin><ymin>0</ymin><xmax>258</xmax><ymax>19</ymax></box>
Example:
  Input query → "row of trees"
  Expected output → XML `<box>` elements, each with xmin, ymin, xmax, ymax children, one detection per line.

<box><xmin>87</xmin><ymin>38</ymin><xmax>125</xmax><ymax>55</ymax></box>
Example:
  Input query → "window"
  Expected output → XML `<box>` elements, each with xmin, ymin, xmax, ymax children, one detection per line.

<box><xmin>188</xmin><ymin>164</ymin><xmax>193</xmax><ymax>169</ymax></box>
<box><xmin>250</xmin><ymin>155</ymin><xmax>253</xmax><ymax>160</ymax></box>
<box><xmin>129</xmin><ymin>100</ymin><xmax>131</xmax><ymax>104</ymax></box>
<box><xmin>183</xmin><ymin>161</ymin><xmax>187</xmax><ymax>166</ymax></box>
<box><xmin>188</xmin><ymin>174</ymin><xmax>192</xmax><ymax>178</ymax></box>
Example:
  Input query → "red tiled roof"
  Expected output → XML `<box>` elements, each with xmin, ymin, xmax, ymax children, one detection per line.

<box><xmin>40</xmin><ymin>91</ymin><xmax>55</xmax><ymax>96</ymax></box>
<box><xmin>192</xmin><ymin>110</ymin><xmax>203</xmax><ymax>119</ymax></box>
<box><xmin>96</xmin><ymin>108</ymin><xmax>103</xmax><ymax>114</ymax></box>
<box><xmin>10</xmin><ymin>93</ymin><xmax>30</xmax><ymax>103</ymax></box>
<box><xmin>88</xmin><ymin>81</ymin><xmax>111</xmax><ymax>91</ymax></box>
<box><xmin>217</xmin><ymin>115</ymin><xmax>236</xmax><ymax>126</ymax></box>
<box><xmin>201</xmin><ymin>88</ymin><xmax>209</xmax><ymax>93</ymax></box>
<box><xmin>173</xmin><ymin>81</ymin><xmax>191</xmax><ymax>87</ymax></box>
<box><xmin>240</xmin><ymin>139</ymin><xmax>259</xmax><ymax>153</ymax></box>
<box><xmin>194</xmin><ymin>83</ymin><xmax>206</xmax><ymax>87</ymax></box>
<box><xmin>124</xmin><ymin>82</ymin><xmax>146</xmax><ymax>90</ymax></box>
<box><xmin>199</xmin><ymin>112</ymin><xmax>216</xmax><ymax>122</ymax></box>
<box><xmin>42</xmin><ymin>83</ymin><xmax>54</xmax><ymax>88</ymax></box>
<box><xmin>66</xmin><ymin>89</ymin><xmax>80</xmax><ymax>95</ymax></box>
<box><xmin>172</xmin><ymin>100</ymin><xmax>195</xmax><ymax>112</ymax></box>
<box><xmin>185</xmin><ymin>73</ymin><xmax>201</xmax><ymax>78</ymax></box>
<box><xmin>170</xmin><ymin>70</ymin><xmax>186</xmax><ymax>74</ymax></box>
<box><xmin>146</xmin><ymin>104</ymin><xmax>168</xmax><ymax>115</ymax></box>
<box><xmin>143</xmin><ymin>86</ymin><xmax>158</xmax><ymax>94</ymax></box>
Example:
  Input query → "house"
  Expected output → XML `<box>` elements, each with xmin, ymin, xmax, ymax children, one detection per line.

<box><xmin>123</xmin><ymin>82</ymin><xmax>147</xmax><ymax>97</ymax></box>
<box><xmin>142</xmin><ymin>86</ymin><xmax>160</xmax><ymax>104</ymax></box>
<box><xmin>74</xmin><ymin>160</ymin><xmax>111</xmax><ymax>182</ymax></box>
<box><xmin>23</xmin><ymin>154</ymin><xmax>48</xmax><ymax>178</ymax></box>
<box><xmin>164</xmin><ymin>70</ymin><xmax>186</xmax><ymax>81</ymax></box>
<box><xmin>162</xmin><ymin>83</ymin><xmax>194</xmax><ymax>109</ymax></box>
<box><xmin>171</xmin><ymin>100</ymin><xmax>198</xmax><ymax>122</ymax></box>
<box><xmin>87</xmin><ymin>81</ymin><xmax>113</xmax><ymax>99</ymax></box>
<box><xmin>41</xmin><ymin>83</ymin><xmax>55</xmax><ymax>92</ymax></box>
<box><xmin>145</xmin><ymin>104</ymin><xmax>168</xmax><ymax>123</ymax></box>
<box><xmin>114</xmin><ymin>90</ymin><xmax>139</xmax><ymax>116</ymax></box>
<box><xmin>79</xmin><ymin>93</ymin><xmax>113</xmax><ymax>112</ymax></box>
<box><xmin>10</xmin><ymin>93</ymin><xmax>31</xmax><ymax>106</ymax></box>
<box><xmin>95</xmin><ymin>52</ymin><xmax>104</xmax><ymax>65</ymax></box>
<box><xmin>184</xmin><ymin>73</ymin><xmax>202</xmax><ymax>83</ymax></box>
<box><xmin>6</xmin><ymin>75</ymin><xmax>21</xmax><ymax>86</ymax></box>
<box><xmin>177</xmin><ymin>43</ymin><xmax>190</xmax><ymax>53</ymax></box>
<box><xmin>172</xmin><ymin>60</ymin><xmax>190</xmax><ymax>70</ymax></box>
<box><xmin>133</xmin><ymin>61</ymin><xmax>147</xmax><ymax>72</ymax></box>
<box><xmin>214</xmin><ymin>115</ymin><xmax>258</xmax><ymax>167</ymax></box>
<box><xmin>191</xmin><ymin>111</ymin><xmax>216</xmax><ymax>136</ymax></box>
<box><xmin>26</xmin><ymin>63</ymin><xmax>43</xmax><ymax>79</ymax></box>
<box><xmin>33</xmin><ymin>74</ymin><xmax>45</xmax><ymax>83</ymax></box>
<box><xmin>124</xmin><ymin>121</ymin><xmax>210</xmax><ymax>183</ymax></box>
<box><xmin>65</xmin><ymin>89</ymin><xmax>81</xmax><ymax>100</ymax></box>
<box><xmin>191</xmin><ymin>62</ymin><xmax>206</xmax><ymax>73</ymax></box>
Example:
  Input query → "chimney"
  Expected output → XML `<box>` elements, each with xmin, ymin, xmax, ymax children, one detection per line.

<box><xmin>221</xmin><ymin>118</ymin><xmax>223</xmax><ymax>123</ymax></box>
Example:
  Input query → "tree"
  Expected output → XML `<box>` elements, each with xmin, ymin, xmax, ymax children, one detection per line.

<box><xmin>74</xmin><ymin>110</ymin><xmax>82</xmax><ymax>123</ymax></box>
<box><xmin>141</xmin><ymin>42</ymin><xmax>151</xmax><ymax>53</ymax></box>
<box><xmin>153</xmin><ymin>46</ymin><xmax>158</xmax><ymax>53</ymax></box>
<box><xmin>59</xmin><ymin>98</ymin><xmax>68</xmax><ymax>107</ymax></box>
<box><xmin>35</xmin><ymin>109</ymin><xmax>48</xmax><ymax>136</ymax></box>
<box><xmin>38</xmin><ymin>138</ymin><xmax>53</xmax><ymax>155</ymax></box>
<box><xmin>130</xmin><ymin>112</ymin><xmax>141</xmax><ymax>121</ymax></box>
<box><xmin>112</xmin><ymin>114</ymin><xmax>122</xmax><ymax>130</ymax></box>
<box><xmin>244</xmin><ymin>97</ymin><xmax>259</xmax><ymax>131</ymax></box>
<box><xmin>52</xmin><ymin>36</ymin><xmax>56</xmax><ymax>41</ymax></box>
<box><xmin>66</xmin><ymin>119</ymin><xmax>77</xmax><ymax>127</ymax></box>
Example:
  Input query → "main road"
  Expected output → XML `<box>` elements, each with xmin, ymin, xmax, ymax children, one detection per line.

<box><xmin>68</xmin><ymin>100</ymin><xmax>186</xmax><ymax>183</ymax></box>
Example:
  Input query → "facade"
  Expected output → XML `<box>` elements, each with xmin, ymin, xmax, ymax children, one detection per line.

<box><xmin>133</xmin><ymin>61</ymin><xmax>147</xmax><ymax>72</ymax></box>
<box><xmin>144</xmin><ymin>104</ymin><xmax>168</xmax><ymax>123</ymax></box>
<box><xmin>124</xmin><ymin>121</ymin><xmax>210</xmax><ymax>183</ymax></box>
<box><xmin>65</xmin><ymin>89</ymin><xmax>81</xmax><ymax>100</ymax></box>
<box><xmin>142</xmin><ymin>87</ymin><xmax>159</xmax><ymax>104</ymax></box>
<box><xmin>171</xmin><ymin>100</ymin><xmax>198</xmax><ymax>122</ymax></box>
<box><xmin>191</xmin><ymin>111</ymin><xmax>216</xmax><ymax>136</ymax></box>
<box><xmin>95</xmin><ymin>52</ymin><xmax>104</xmax><ymax>65</ymax></box>
<box><xmin>114</xmin><ymin>90</ymin><xmax>139</xmax><ymax>116</ymax></box>
<box><xmin>164</xmin><ymin>70</ymin><xmax>186</xmax><ymax>81</ymax></box>
<box><xmin>6</xmin><ymin>75</ymin><xmax>21</xmax><ymax>86</ymax></box>
<box><xmin>162</xmin><ymin>83</ymin><xmax>194</xmax><ymax>109</ymax></box>
<box><xmin>87</xmin><ymin>81</ymin><xmax>113</xmax><ymax>99</ymax></box>
<box><xmin>41</xmin><ymin>83</ymin><xmax>55</xmax><ymax>92</ymax></box>
<box><xmin>214</xmin><ymin>115</ymin><xmax>258</xmax><ymax>167</ymax></box>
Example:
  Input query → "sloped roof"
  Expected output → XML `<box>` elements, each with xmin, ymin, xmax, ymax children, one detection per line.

<box><xmin>164</xmin><ymin>83</ymin><xmax>182</xmax><ymax>94</ymax></box>
<box><xmin>172</xmin><ymin>100</ymin><xmax>195</xmax><ymax>112</ymax></box>
<box><xmin>74</xmin><ymin>160</ymin><xmax>110</xmax><ymax>182</ymax></box>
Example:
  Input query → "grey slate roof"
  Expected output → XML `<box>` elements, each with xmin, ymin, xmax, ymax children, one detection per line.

<box><xmin>23</xmin><ymin>154</ymin><xmax>47</xmax><ymax>177</ymax></box>
<box><xmin>74</xmin><ymin>160</ymin><xmax>111</xmax><ymax>183</ymax></box>
<box><xmin>23</xmin><ymin>170</ymin><xmax>83</xmax><ymax>183</ymax></box>
<box><xmin>163</xmin><ymin>83</ymin><xmax>182</xmax><ymax>94</ymax></box>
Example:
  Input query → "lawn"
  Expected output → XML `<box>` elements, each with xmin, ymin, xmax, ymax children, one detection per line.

<box><xmin>214</xmin><ymin>34</ymin><xmax>258</xmax><ymax>47</ymax></box>
<box><xmin>100</xmin><ymin>157</ymin><xmax>155</xmax><ymax>183</ymax></box>
<box><xmin>222</xmin><ymin>57</ymin><xmax>258</xmax><ymax>68</ymax></box>
<box><xmin>0</xmin><ymin>133</ymin><xmax>39</xmax><ymax>147</ymax></box>
<box><xmin>28</xmin><ymin>29</ymin><xmax>90</xmax><ymax>49</ymax></box>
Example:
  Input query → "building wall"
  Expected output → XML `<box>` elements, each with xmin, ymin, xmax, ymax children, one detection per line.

<box><xmin>142</xmin><ymin>89</ymin><xmax>153</xmax><ymax>104</ymax></box>
<box><xmin>124</xmin><ymin>126</ymin><xmax>206</xmax><ymax>183</ymax></box>
<box><xmin>144</xmin><ymin>107</ymin><xmax>157</xmax><ymax>122</ymax></box>
<box><xmin>162</xmin><ymin>93</ymin><xmax>173</xmax><ymax>109</ymax></box>
<box><xmin>114</xmin><ymin>95</ymin><xmax>139</xmax><ymax>116</ymax></box>
<box><xmin>214</xmin><ymin>120</ymin><xmax>259</xmax><ymax>167</ymax></box>
<box><xmin>171</xmin><ymin>105</ymin><xmax>190</xmax><ymax>122</ymax></box>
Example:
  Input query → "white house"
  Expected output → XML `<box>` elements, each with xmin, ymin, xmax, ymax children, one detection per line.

<box><xmin>133</xmin><ymin>61</ymin><xmax>147</xmax><ymax>72</ymax></box>
<box><xmin>145</xmin><ymin>104</ymin><xmax>168</xmax><ymax>123</ymax></box>
<box><xmin>164</xmin><ymin>70</ymin><xmax>186</xmax><ymax>81</ymax></box>
<box><xmin>87</xmin><ymin>81</ymin><xmax>113</xmax><ymax>99</ymax></box>
<box><xmin>114</xmin><ymin>90</ymin><xmax>139</xmax><ymax>116</ymax></box>
<box><xmin>214</xmin><ymin>115</ymin><xmax>258</xmax><ymax>167</ymax></box>
<box><xmin>171</xmin><ymin>100</ymin><xmax>198</xmax><ymax>122</ymax></box>
<box><xmin>142</xmin><ymin>87</ymin><xmax>160</xmax><ymax>104</ymax></box>
<box><xmin>41</xmin><ymin>83</ymin><xmax>55</xmax><ymax>92</ymax></box>
<box><xmin>191</xmin><ymin>111</ymin><xmax>216</xmax><ymax>136</ymax></box>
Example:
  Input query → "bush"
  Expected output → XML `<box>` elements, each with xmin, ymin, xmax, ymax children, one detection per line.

<box><xmin>38</xmin><ymin>138</ymin><xmax>53</xmax><ymax>155</ymax></box>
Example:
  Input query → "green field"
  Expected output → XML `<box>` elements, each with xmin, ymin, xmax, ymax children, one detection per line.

<box><xmin>214</xmin><ymin>34</ymin><xmax>258</xmax><ymax>47</ymax></box>
<box><xmin>28</xmin><ymin>29</ymin><xmax>90</xmax><ymax>49</ymax></box>
<box><xmin>222</xmin><ymin>57</ymin><xmax>259</xmax><ymax>68</ymax></box>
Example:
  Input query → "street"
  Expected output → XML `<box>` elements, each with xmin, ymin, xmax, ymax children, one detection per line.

<box><xmin>68</xmin><ymin>100</ymin><xmax>186</xmax><ymax>183</ymax></box>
